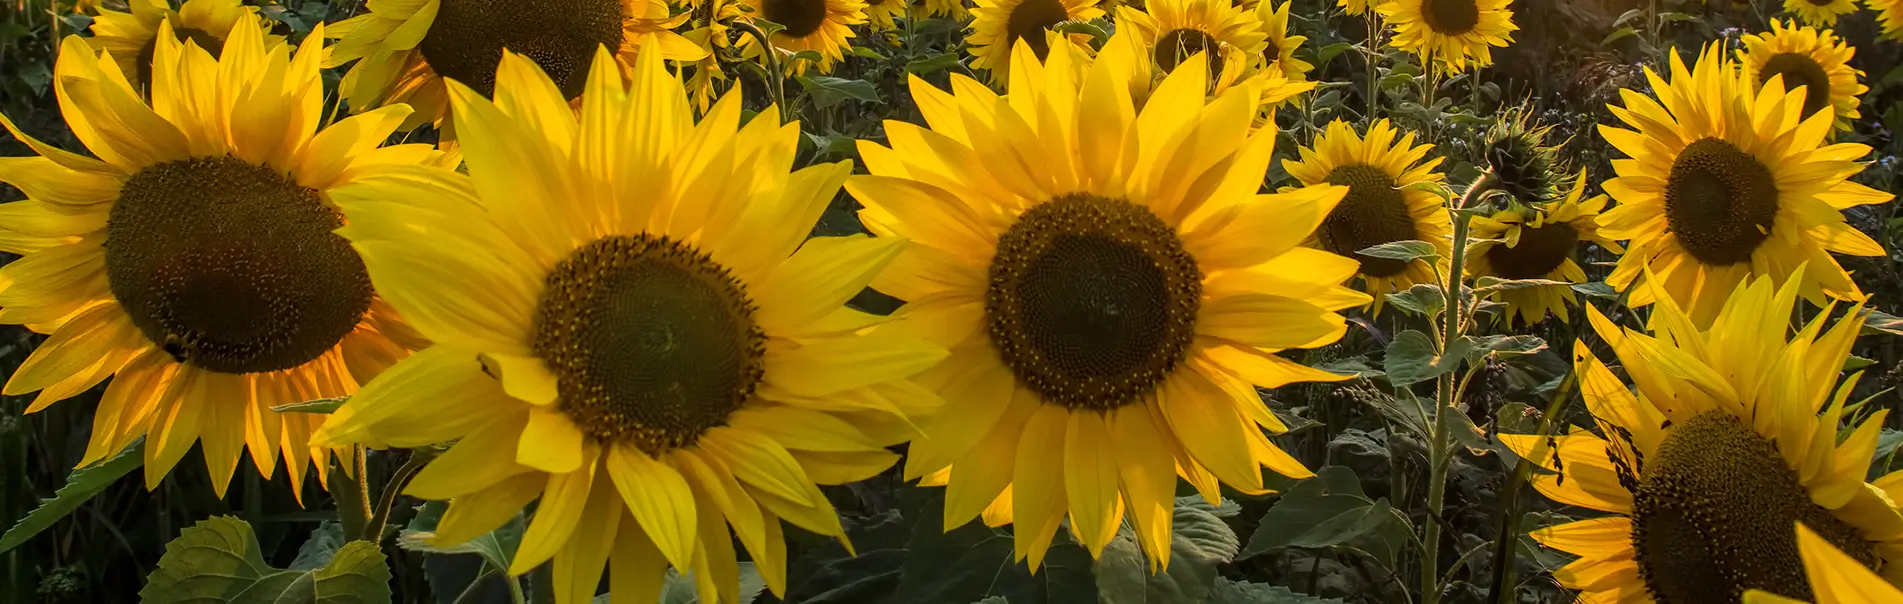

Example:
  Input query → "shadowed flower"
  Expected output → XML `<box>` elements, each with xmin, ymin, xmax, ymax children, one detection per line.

<box><xmin>87</xmin><ymin>0</ymin><xmax>279</xmax><ymax>93</ymax></box>
<box><xmin>1282</xmin><ymin>119</ymin><xmax>1452</xmax><ymax>314</ymax></box>
<box><xmin>1739</xmin><ymin>18</ymin><xmax>1867</xmax><ymax>133</ymax></box>
<box><xmin>1465</xmin><ymin>171</ymin><xmax>1622</xmax><ymax>326</ymax></box>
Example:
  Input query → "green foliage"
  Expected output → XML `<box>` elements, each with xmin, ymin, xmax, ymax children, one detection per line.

<box><xmin>140</xmin><ymin>516</ymin><xmax>391</xmax><ymax>604</ymax></box>
<box><xmin>0</xmin><ymin>438</ymin><xmax>142</xmax><ymax>554</ymax></box>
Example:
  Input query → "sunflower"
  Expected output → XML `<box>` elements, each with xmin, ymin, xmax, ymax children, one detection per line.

<box><xmin>1117</xmin><ymin>0</ymin><xmax>1266</xmax><ymax>94</ymax></box>
<box><xmin>1253</xmin><ymin>1</ymin><xmax>1312</xmax><ymax>81</ymax></box>
<box><xmin>866</xmin><ymin>0</ymin><xmax>908</xmax><ymax>31</ymax></box>
<box><xmin>0</xmin><ymin>26</ymin><xmax>434</xmax><ymax>499</ymax></box>
<box><xmin>1339</xmin><ymin>0</ymin><xmax>1384</xmax><ymax>16</ymax></box>
<box><xmin>967</xmin><ymin>0</ymin><xmax>1104</xmax><ymax>85</ymax></box>
<box><xmin>848</xmin><ymin>39</ymin><xmax>1367</xmax><ymax>569</ymax></box>
<box><xmin>323</xmin><ymin>0</ymin><xmax>706</xmax><ymax>132</ymax></box>
<box><xmin>313</xmin><ymin>43</ymin><xmax>944</xmax><ymax>604</ymax></box>
<box><xmin>1873</xmin><ymin>0</ymin><xmax>1903</xmax><ymax>41</ymax></box>
<box><xmin>1282</xmin><ymin>119</ymin><xmax>1452</xmax><ymax>312</ymax></box>
<box><xmin>917</xmin><ymin>0</ymin><xmax>971</xmax><ymax>19</ymax></box>
<box><xmin>87</xmin><ymin>0</ymin><xmax>278</xmax><ymax>93</ymax></box>
<box><xmin>1376</xmin><ymin>0</ymin><xmax>1516</xmax><ymax>73</ymax></box>
<box><xmin>1503</xmin><ymin>272</ymin><xmax>1903</xmax><ymax>603</ymax></box>
<box><xmin>1464</xmin><ymin>171</ymin><xmax>1621</xmax><ymax>326</ymax></box>
<box><xmin>737</xmin><ymin>0</ymin><xmax>868</xmax><ymax>73</ymax></box>
<box><xmin>1739</xmin><ymin>19</ymin><xmax>1867</xmax><ymax>134</ymax></box>
<box><xmin>1595</xmin><ymin>44</ymin><xmax>1889</xmax><ymax>328</ymax></box>
<box><xmin>1785</xmin><ymin>0</ymin><xmax>1857</xmax><ymax>27</ymax></box>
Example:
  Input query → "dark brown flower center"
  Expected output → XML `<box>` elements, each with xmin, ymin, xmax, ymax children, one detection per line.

<box><xmin>1002</xmin><ymin>0</ymin><xmax>1069</xmax><ymax>61</ymax></box>
<box><xmin>135</xmin><ymin>26</ymin><xmax>223</xmax><ymax>92</ymax></box>
<box><xmin>985</xmin><ymin>194</ymin><xmax>1201</xmax><ymax>411</ymax></box>
<box><xmin>1319</xmin><ymin>164</ymin><xmax>1421</xmax><ymax>278</ymax></box>
<box><xmin>418</xmin><ymin>0</ymin><xmax>626</xmax><ymax>99</ymax></box>
<box><xmin>1485</xmin><ymin>220</ymin><xmax>1577</xmax><ymax>279</ymax></box>
<box><xmin>1153</xmin><ymin>28</ymin><xmax>1224</xmax><ymax>79</ymax></box>
<box><xmin>1759</xmin><ymin>52</ymin><xmax>1833</xmax><ymax>119</ymax></box>
<box><xmin>106</xmin><ymin>156</ymin><xmax>371</xmax><ymax>373</ymax></box>
<box><xmin>1420</xmin><ymin>0</ymin><xmax>1480</xmax><ymax>34</ymax></box>
<box><xmin>762</xmin><ymin>0</ymin><xmax>831</xmax><ymax>38</ymax></box>
<box><xmin>1631</xmin><ymin>412</ymin><xmax>1878</xmax><ymax>604</ymax></box>
<box><xmin>1663</xmin><ymin>138</ymin><xmax>1779</xmax><ymax>266</ymax></box>
<box><xmin>532</xmin><ymin>234</ymin><xmax>765</xmax><ymax>453</ymax></box>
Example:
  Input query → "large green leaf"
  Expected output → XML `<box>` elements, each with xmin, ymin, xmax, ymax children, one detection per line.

<box><xmin>0</xmin><ymin>437</ymin><xmax>143</xmax><ymax>554</ymax></box>
<box><xmin>140</xmin><ymin>516</ymin><xmax>392</xmax><ymax>604</ymax></box>
<box><xmin>1354</xmin><ymin>240</ymin><xmax>1437</xmax><ymax>263</ymax></box>
<box><xmin>398</xmin><ymin>500</ymin><xmax>524</xmax><ymax>573</ymax></box>
<box><xmin>1239</xmin><ymin>467</ymin><xmax>1383</xmax><ymax>559</ymax></box>
<box><xmin>895</xmin><ymin>495</ymin><xmax>1096</xmax><ymax>604</ymax></box>
<box><xmin>1383</xmin><ymin>330</ymin><xmax>1470</xmax><ymax>386</ymax></box>
<box><xmin>1208</xmin><ymin>579</ymin><xmax>1346</xmax><ymax>603</ymax></box>
<box><xmin>795</xmin><ymin>76</ymin><xmax>882</xmax><ymax>110</ymax></box>
<box><xmin>1095</xmin><ymin>496</ymin><xmax>1242</xmax><ymax>604</ymax></box>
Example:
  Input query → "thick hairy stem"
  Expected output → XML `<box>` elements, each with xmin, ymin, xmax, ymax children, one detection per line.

<box><xmin>1422</xmin><ymin>173</ymin><xmax>1497</xmax><ymax>604</ymax></box>
<box><xmin>1487</xmin><ymin>371</ymin><xmax>1577</xmax><ymax>604</ymax></box>
<box><xmin>730</xmin><ymin>21</ymin><xmax>786</xmax><ymax>119</ymax></box>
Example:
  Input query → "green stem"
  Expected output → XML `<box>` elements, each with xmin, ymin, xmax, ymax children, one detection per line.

<box><xmin>1365</xmin><ymin>11</ymin><xmax>1380</xmax><ymax>120</ymax></box>
<box><xmin>328</xmin><ymin>446</ymin><xmax>372</xmax><ymax>543</ymax></box>
<box><xmin>1488</xmin><ymin>371</ymin><xmax>1578</xmax><ymax>604</ymax></box>
<box><xmin>1422</xmin><ymin>172</ymin><xmax>1497</xmax><ymax>604</ymax></box>
<box><xmin>730</xmin><ymin>21</ymin><xmax>787</xmax><ymax>120</ymax></box>
<box><xmin>363</xmin><ymin>450</ymin><xmax>431</xmax><ymax>542</ymax></box>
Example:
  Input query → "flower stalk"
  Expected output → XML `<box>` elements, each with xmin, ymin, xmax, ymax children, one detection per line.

<box><xmin>1423</xmin><ymin>171</ymin><xmax>1497</xmax><ymax>604</ymax></box>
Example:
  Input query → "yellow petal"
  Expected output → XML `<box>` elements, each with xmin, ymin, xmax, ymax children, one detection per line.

<box><xmin>517</xmin><ymin>407</ymin><xmax>586</xmax><ymax>474</ymax></box>
<box><xmin>605</xmin><ymin>445</ymin><xmax>699</xmax><ymax>575</ymax></box>
<box><xmin>406</xmin><ymin>412</ymin><xmax>531</xmax><ymax>500</ymax></box>
<box><xmin>509</xmin><ymin>450</ymin><xmax>599</xmax><ymax>575</ymax></box>
<box><xmin>1063</xmin><ymin>411</ymin><xmax>1121</xmax><ymax>558</ymax></box>
<box><xmin>1795</xmin><ymin>521</ymin><xmax>1903</xmax><ymax>603</ymax></box>
<box><xmin>750</xmin><ymin>235</ymin><xmax>905</xmax><ymax>335</ymax></box>
<box><xmin>552</xmin><ymin>476</ymin><xmax>620</xmax><ymax>604</ymax></box>
<box><xmin>1011</xmin><ymin>404</ymin><xmax>1071</xmax><ymax>571</ymax></box>
<box><xmin>435</xmin><ymin>473</ymin><xmax>546</xmax><ymax>547</ymax></box>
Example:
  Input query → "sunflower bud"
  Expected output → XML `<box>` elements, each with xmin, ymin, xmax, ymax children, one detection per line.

<box><xmin>1482</xmin><ymin>105</ymin><xmax>1563</xmax><ymax>205</ymax></box>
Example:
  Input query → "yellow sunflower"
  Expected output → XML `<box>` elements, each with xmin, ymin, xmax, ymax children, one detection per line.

<box><xmin>323</xmin><ymin>0</ymin><xmax>706</xmax><ymax>132</ymax></box>
<box><xmin>87</xmin><ymin>0</ymin><xmax>279</xmax><ymax>93</ymax></box>
<box><xmin>848</xmin><ymin>39</ymin><xmax>1367</xmax><ymax>570</ymax></box>
<box><xmin>1339</xmin><ymin>0</ymin><xmax>1385</xmax><ymax>16</ymax></box>
<box><xmin>737</xmin><ymin>0</ymin><xmax>868</xmax><ymax>73</ymax></box>
<box><xmin>1785</xmin><ymin>0</ymin><xmax>1858</xmax><ymax>27</ymax></box>
<box><xmin>1094</xmin><ymin>19</ymin><xmax>1310</xmax><ymax>113</ymax></box>
<box><xmin>313</xmin><ymin>44</ymin><xmax>944</xmax><ymax>604</ymax></box>
<box><xmin>1282</xmin><ymin>119</ymin><xmax>1452</xmax><ymax>312</ymax></box>
<box><xmin>917</xmin><ymin>0</ymin><xmax>971</xmax><ymax>19</ymax></box>
<box><xmin>1872</xmin><ymin>0</ymin><xmax>1903</xmax><ymax>41</ymax></box>
<box><xmin>1504</xmin><ymin>271</ymin><xmax>1903</xmax><ymax>603</ymax></box>
<box><xmin>1740</xmin><ymin>19</ymin><xmax>1867</xmax><ymax>133</ymax></box>
<box><xmin>0</xmin><ymin>26</ymin><xmax>435</xmax><ymax>499</ymax></box>
<box><xmin>1464</xmin><ymin>171</ymin><xmax>1621</xmax><ymax>326</ymax></box>
<box><xmin>1117</xmin><ymin>0</ymin><xmax>1266</xmax><ymax>94</ymax></box>
<box><xmin>866</xmin><ymin>0</ymin><xmax>908</xmax><ymax>31</ymax></box>
<box><xmin>1253</xmin><ymin>0</ymin><xmax>1312</xmax><ymax>81</ymax></box>
<box><xmin>1745</xmin><ymin>523</ymin><xmax>1903</xmax><ymax>603</ymax></box>
<box><xmin>1376</xmin><ymin>0</ymin><xmax>1516</xmax><ymax>73</ymax></box>
<box><xmin>1596</xmin><ymin>43</ymin><xmax>1890</xmax><ymax>328</ymax></box>
<box><xmin>967</xmin><ymin>0</ymin><xmax>1104</xmax><ymax>85</ymax></box>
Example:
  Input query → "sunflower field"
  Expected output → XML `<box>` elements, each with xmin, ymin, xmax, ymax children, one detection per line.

<box><xmin>6</xmin><ymin>0</ymin><xmax>1903</xmax><ymax>602</ymax></box>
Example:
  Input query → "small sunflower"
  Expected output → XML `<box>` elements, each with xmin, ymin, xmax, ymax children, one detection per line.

<box><xmin>1282</xmin><ymin>119</ymin><xmax>1453</xmax><ymax>312</ymax></box>
<box><xmin>1464</xmin><ymin>171</ymin><xmax>1622</xmax><ymax>326</ymax></box>
<box><xmin>1117</xmin><ymin>0</ymin><xmax>1266</xmax><ymax>93</ymax></box>
<box><xmin>917</xmin><ymin>0</ymin><xmax>971</xmax><ymax>19</ymax></box>
<box><xmin>1504</xmin><ymin>272</ymin><xmax>1903</xmax><ymax>603</ymax></box>
<box><xmin>1253</xmin><ymin>1</ymin><xmax>1312</xmax><ymax>81</ymax></box>
<box><xmin>0</xmin><ymin>26</ymin><xmax>434</xmax><ymax>498</ymax></box>
<box><xmin>87</xmin><ymin>0</ymin><xmax>279</xmax><ymax>93</ymax></box>
<box><xmin>1339</xmin><ymin>0</ymin><xmax>1385</xmax><ymax>16</ymax></box>
<box><xmin>1739</xmin><ymin>19</ymin><xmax>1867</xmax><ymax>133</ymax></box>
<box><xmin>849</xmin><ymin>38</ymin><xmax>1367</xmax><ymax>569</ymax></box>
<box><xmin>323</xmin><ymin>0</ymin><xmax>706</xmax><ymax>132</ymax></box>
<box><xmin>1785</xmin><ymin>0</ymin><xmax>1857</xmax><ymax>27</ymax></box>
<box><xmin>967</xmin><ymin>0</ymin><xmax>1104</xmax><ymax>85</ymax></box>
<box><xmin>866</xmin><ymin>0</ymin><xmax>908</xmax><ymax>30</ymax></box>
<box><xmin>738</xmin><ymin>0</ymin><xmax>868</xmax><ymax>73</ymax></box>
<box><xmin>1872</xmin><ymin>0</ymin><xmax>1903</xmax><ymax>41</ymax></box>
<box><xmin>1377</xmin><ymin>0</ymin><xmax>1516</xmax><ymax>73</ymax></box>
<box><xmin>315</xmin><ymin>44</ymin><xmax>944</xmax><ymax>604</ymax></box>
<box><xmin>1094</xmin><ymin>18</ymin><xmax>1310</xmax><ymax>112</ymax></box>
<box><xmin>1596</xmin><ymin>44</ymin><xmax>1890</xmax><ymax>327</ymax></box>
<box><xmin>1744</xmin><ymin>523</ymin><xmax>1903</xmax><ymax>603</ymax></box>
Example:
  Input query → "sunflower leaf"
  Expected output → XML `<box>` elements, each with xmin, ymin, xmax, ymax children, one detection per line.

<box><xmin>906</xmin><ymin>52</ymin><xmax>963</xmax><ymax>75</ymax></box>
<box><xmin>1384</xmin><ymin>284</ymin><xmax>1444</xmax><ymax>319</ymax></box>
<box><xmin>1383</xmin><ymin>330</ymin><xmax>1470</xmax><ymax>386</ymax></box>
<box><xmin>1570</xmin><ymin>281</ymin><xmax>1618</xmax><ymax>300</ymax></box>
<box><xmin>1861</xmin><ymin>309</ymin><xmax>1903</xmax><ymax>338</ymax></box>
<box><xmin>272</xmin><ymin>396</ymin><xmax>348</xmax><ymax>414</ymax></box>
<box><xmin>1239</xmin><ymin>467</ymin><xmax>1377</xmax><ymax>560</ymax></box>
<box><xmin>140</xmin><ymin>516</ymin><xmax>392</xmax><ymax>604</ymax></box>
<box><xmin>0</xmin><ymin>437</ymin><xmax>143</xmax><ymax>554</ymax></box>
<box><xmin>1209</xmin><ymin>578</ymin><xmax>1346</xmax><ymax>603</ymax></box>
<box><xmin>1472</xmin><ymin>276</ymin><xmax>1571</xmax><ymax>295</ymax></box>
<box><xmin>1053</xmin><ymin>20</ymin><xmax>1109</xmax><ymax>43</ymax></box>
<box><xmin>397</xmin><ymin>500</ymin><xmax>524</xmax><ymax>573</ymax></box>
<box><xmin>1355</xmin><ymin>240</ymin><xmax>1437</xmax><ymax>263</ymax></box>
<box><xmin>1095</xmin><ymin>496</ymin><xmax>1239</xmax><ymax>604</ymax></box>
<box><xmin>797</xmin><ymin>76</ymin><xmax>883</xmax><ymax>110</ymax></box>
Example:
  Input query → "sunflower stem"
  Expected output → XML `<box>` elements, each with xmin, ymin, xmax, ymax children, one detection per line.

<box><xmin>1364</xmin><ymin>10</ymin><xmax>1381</xmax><ymax>120</ymax></box>
<box><xmin>1487</xmin><ymin>369</ymin><xmax>1578</xmax><ymax>604</ymax></box>
<box><xmin>364</xmin><ymin>449</ymin><xmax>432</xmax><ymax>542</ymax></box>
<box><xmin>1423</xmin><ymin>172</ymin><xmax>1497</xmax><ymax>604</ymax></box>
<box><xmin>730</xmin><ymin>21</ymin><xmax>787</xmax><ymax>121</ymax></box>
<box><xmin>329</xmin><ymin>446</ymin><xmax>373</xmax><ymax>543</ymax></box>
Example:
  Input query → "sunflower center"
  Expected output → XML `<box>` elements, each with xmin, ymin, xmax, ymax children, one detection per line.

<box><xmin>1631</xmin><ymin>412</ymin><xmax>1878</xmax><ymax>604</ymax></box>
<box><xmin>762</xmin><ymin>0</ymin><xmax>830</xmax><ymax>38</ymax></box>
<box><xmin>1806</xmin><ymin>0</ymin><xmax>1835</xmax><ymax>5</ymax></box>
<box><xmin>1420</xmin><ymin>0</ymin><xmax>1480</xmax><ymax>34</ymax></box>
<box><xmin>985</xmin><ymin>193</ymin><xmax>1201</xmax><ymax>412</ymax></box>
<box><xmin>1318</xmin><ymin>164</ymin><xmax>1419</xmax><ymax>278</ymax></box>
<box><xmin>1662</xmin><ymin>138</ymin><xmax>1779</xmax><ymax>266</ymax></box>
<box><xmin>532</xmin><ymin>234</ymin><xmax>765</xmax><ymax>453</ymax></box>
<box><xmin>418</xmin><ymin>0</ymin><xmax>626</xmax><ymax>100</ymax></box>
<box><xmin>134</xmin><ymin>26</ymin><xmax>223</xmax><ymax>90</ymax></box>
<box><xmin>1003</xmin><ymin>0</ymin><xmax>1069</xmax><ymax>60</ymax></box>
<box><xmin>1485</xmin><ymin>221</ymin><xmax>1577</xmax><ymax>280</ymax></box>
<box><xmin>1261</xmin><ymin>38</ymin><xmax>1282</xmax><ymax>68</ymax></box>
<box><xmin>1153</xmin><ymin>28</ymin><xmax>1225</xmax><ymax>79</ymax></box>
<box><xmin>105</xmin><ymin>156</ymin><xmax>371</xmax><ymax>374</ymax></box>
<box><xmin>1759</xmin><ymin>52</ymin><xmax>1833</xmax><ymax>118</ymax></box>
